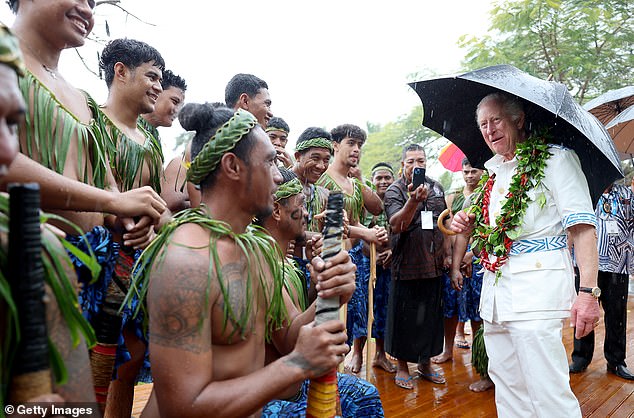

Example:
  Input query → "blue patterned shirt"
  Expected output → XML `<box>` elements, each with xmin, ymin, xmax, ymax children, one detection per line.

<box><xmin>596</xmin><ymin>184</ymin><xmax>634</xmax><ymax>274</ymax></box>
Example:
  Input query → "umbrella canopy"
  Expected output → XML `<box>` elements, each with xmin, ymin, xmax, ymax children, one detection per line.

<box><xmin>409</xmin><ymin>64</ymin><xmax>623</xmax><ymax>204</ymax></box>
<box><xmin>438</xmin><ymin>143</ymin><xmax>466</xmax><ymax>172</ymax></box>
<box><xmin>583</xmin><ymin>86</ymin><xmax>634</xmax><ymax>124</ymax></box>
<box><xmin>605</xmin><ymin>105</ymin><xmax>634</xmax><ymax>157</ymax></box>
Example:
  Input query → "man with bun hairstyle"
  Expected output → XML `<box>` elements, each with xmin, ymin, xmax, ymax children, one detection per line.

<box><xmin>132</xmin><ymin>103</ymin><xmax>356</xmax><ymax>417</ymax></box>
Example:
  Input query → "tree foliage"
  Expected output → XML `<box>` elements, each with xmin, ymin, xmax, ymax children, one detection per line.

<box><xmin>360</xmin><ymin>106</ymin><xmax>446</xmax><ymax>177</ymax></box>
<box><xmin>458</xmin><ymin>0</ymin><xmax>634</xmax><ymax>103</ymax></box>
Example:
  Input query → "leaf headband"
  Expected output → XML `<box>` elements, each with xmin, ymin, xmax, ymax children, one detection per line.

<box><xmin>186</xmin><ymin>109</ymin><xmax>258</xmax><ymax>185</ymax></box>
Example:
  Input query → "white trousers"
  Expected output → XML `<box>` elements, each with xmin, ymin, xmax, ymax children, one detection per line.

<box><xmin>484</xmin><ymin>318</ymin><xmax>581</xmax><ymax>418</ymax></box>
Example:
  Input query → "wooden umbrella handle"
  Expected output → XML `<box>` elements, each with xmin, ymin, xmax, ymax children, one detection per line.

<box><xmin>437</xmin><ymin>208</ymin><xmax>456</xmax><ymax>236</ymax></box>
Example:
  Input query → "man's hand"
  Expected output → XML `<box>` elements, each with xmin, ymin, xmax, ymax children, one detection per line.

<box><xmin>442</xmin><ymin>255</ymin><xmax>452</xmax><ymax>270</ymax></box>
<box><xmin>449</xmin><ymin>267</ymin><xmax>464</xmax><ymax>291</ymax></box>
<box><xmin>376</xmin><ymin>248</ymin><xmax>392</xmax><ymax>267</ymax></box>
<box><xmin>348</xmin><ymin>166</ymin><xmax>362</xmax><ymax>181</ymax></box>
<box><xmin>121</xmin><ymin>215</ymin><xmax>156</xmax><ymax>249</ymax></box>
<box><xmin>306</xmin><ymin>234</ymin><xmax>323</xmax><ymax>260</ymax></box>
<box><xmin>362</xmin><ymin>225</ymin><xmax>388</xmax><ymax>246</ymax></box>
<box><xmin>286</xmin><ymin>320</ymin><xmax>349</xmax><ymax>379</ymax></box>
<box><xmin>287</xmin><ymin>240</ymin><xmax>296</xmax><ymax>258</ymax></box>
<box><xmin>451</xmin><ymin>209</ymin><xmax>475</xmax><ymax>235</ymax></box>
<box><xmin>275</xmin><ymin>146</ymin><xmax>293</xmax><ymax>168</ymax></box>
<box><xmin>407</xmin><ymin>183</ymin><xmax>428</xmax><ymax>202</ymax></box>
<box><xmin>309</xmin><ymin>250</ymin><xmax>356</xmax><ymax>304</ymax></box>
<box><xmin>108</xmin><ymin>186</ymin><xmax>167</xmax><ymax>224</ymax></box>
<box><xmin>570</xmin><ymin>293</ymin><xmax>601</xmax><ymax>339</ymax></box>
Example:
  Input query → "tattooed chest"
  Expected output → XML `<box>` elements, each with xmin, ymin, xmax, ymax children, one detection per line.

<box><xmin>211</xmin><ymin>260</ymin><xmax>268</xmax><ymax>343</ymax></box>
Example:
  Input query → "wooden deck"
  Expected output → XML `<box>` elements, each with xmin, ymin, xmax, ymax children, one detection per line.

<box><xmin>132</xmin><ymin>285</ymin><xmax>634</xmax><ymax>417</ymax></box>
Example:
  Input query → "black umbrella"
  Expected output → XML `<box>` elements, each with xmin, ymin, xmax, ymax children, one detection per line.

<box><xmin>409</xmin><ymin>64</ymin><xmax>623</xmax><ymax>204</ymax></box>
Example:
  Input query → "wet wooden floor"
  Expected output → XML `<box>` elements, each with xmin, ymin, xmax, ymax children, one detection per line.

<box><xmin>132</xmin><ymin>288</ymin><xmax>634</xmax><ymax>417</ymax></box>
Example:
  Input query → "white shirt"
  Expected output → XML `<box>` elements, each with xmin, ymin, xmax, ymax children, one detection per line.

<box><xmin>479</xmin><ymin>145</ymin><xmax>597</xmax><ymax>322</ymax></box>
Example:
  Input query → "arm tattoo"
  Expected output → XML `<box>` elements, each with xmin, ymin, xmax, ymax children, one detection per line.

<box><xmin>150</xmin><ymin>259</ymin><xmax>211</xmax><ymax>354</ymax></box>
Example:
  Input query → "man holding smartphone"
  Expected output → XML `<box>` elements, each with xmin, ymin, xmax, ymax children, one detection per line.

<box><xmin>384</xmin><ymin>143</ymin><xmax>451</xmax><ymax>389</ymax></box>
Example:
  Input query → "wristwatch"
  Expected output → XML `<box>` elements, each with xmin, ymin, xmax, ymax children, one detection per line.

<box><xmin>579</xmin><ymin>286</ymin><xmax>601</xmax><ymax>298</ymax></box>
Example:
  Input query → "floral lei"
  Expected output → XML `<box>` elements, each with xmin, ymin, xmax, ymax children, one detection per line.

<box><xmin>468</xmin><ymin>130</ymin><xmax>552</xmax><ymax>282</ymax></box>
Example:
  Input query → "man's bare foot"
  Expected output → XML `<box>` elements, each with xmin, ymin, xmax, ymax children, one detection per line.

<box><xmin>469</xmin><ymin>377</ymin><xmax>494</xmax><ymax>392</ymax></box>
<box><xmin>372</xmin><ymin>354</ymin><xmax>397</xmax><ymax>373</ymax></box>
<box><xmin>344</xmin><ymin>353</ymin><xmax>363</xmax><ymax>374</ymax></box>
<box><xmin>431</xmin><ymin>351</ymin><xmax>452</xmax><ymax>364</ymax></box>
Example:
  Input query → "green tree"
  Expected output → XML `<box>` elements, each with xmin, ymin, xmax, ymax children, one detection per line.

<box><xmin>360</xmin><ymin>106</ymin><xmax>445</xmax><ymax>177</ymax></box>
<box><xmin>438</xmin><ymin>171</ymin><xmax>455</xmax><ymax>193</ymax></box>
<box><xmin>458</xmin><ymin>0</ymin><xmax>634</xmax><ymax>103</ymax></box>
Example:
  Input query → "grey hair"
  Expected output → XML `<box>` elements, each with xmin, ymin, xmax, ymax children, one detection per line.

<box><xmin>476</xmin><ymin>92</ymin><xmax>524</xmax><ymax>124</ymax></box>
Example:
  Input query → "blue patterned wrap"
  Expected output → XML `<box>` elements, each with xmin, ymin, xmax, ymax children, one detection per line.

<box><xmin>441</xmin><ymin>257</ymin><xmax>483</xmax><ymax>322</ymax></box>
<box><xmin>261</xmin><ymin>373</ymin><xmax>384</xmax><ymax>417</ymax></box>
<box><xmin>66</xmin><ymin>226</ymin><xmax>118</xmax><ymax>324</ymax></box>
<box><xmin>346</xmin><ymin>241</ymin><xmax>368</xmax><ymax>345</ymax></box>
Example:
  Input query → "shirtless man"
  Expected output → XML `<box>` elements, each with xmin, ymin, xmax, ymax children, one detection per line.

<box><xmin>145</xmin><ymin>69</ymin><xmax>190</xmax><ymax>212</ymax></box>
<box><xmin>292</xmin><ymin>127</ymin><xmax>333</xmax><ymax>234</ymax></box>
<box><xmin>7</xmin><ymin>0</ymin><xmax>165</xmax><ymax>235</ymax></box>
<box><xmin>257</xmin><ymin>168</ymin><xmax>384</xmax><ymax>417</ymax></box>
<box><xmin>182</xmin><ymin>73</ymin><xmax>274</xmax><ymax>210</ymax></box>
<box><xmin>0</xmin><ymin>22</ymin><xmax>95</xmax><ymax>406</ymax></box>
<box><xmin>141</xmin><ymin>69</ymin><xmax>186</xmax><ymax>139</ymax></box>
<box><xmin>95</xmin><ymin>37</ymin><xmax>168</xmax><ymax>417</ymax></box>
<box><xmin>317</xmin><ymin>124</ymin><xmax>387</xmax><ymax>374</ymax></box>
<box><xmin>138</xmin><ymin>104</ymin><xmax>355</xmax><ymax>417</ymax></box>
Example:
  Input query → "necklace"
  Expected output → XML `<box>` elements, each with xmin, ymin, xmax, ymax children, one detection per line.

<box><xmin>42</xmin><ymin>64</ymin><xmax>57</xmax><ymax>79</ymax></box>
<box><xmin>468</xmin><ymin>130</ymin><xmax>552</xmax><ymax>282</ymax></box>
<box><xmin>13</xmin><ymin>33</ymin><xmax>59</xmax><ymax>79</ymax></box>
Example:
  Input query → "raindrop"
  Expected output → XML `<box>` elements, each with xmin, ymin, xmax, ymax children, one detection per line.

<box><xmin>430</xmin><ymin>110</ymin><xmax>434</xmax><ymax>119</ymax></box>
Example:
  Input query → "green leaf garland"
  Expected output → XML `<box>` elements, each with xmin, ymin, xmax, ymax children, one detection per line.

<box><xmin>468</xmin><ymin>130</ymin><xmax>552</xmax><ymax>282</ymax></box>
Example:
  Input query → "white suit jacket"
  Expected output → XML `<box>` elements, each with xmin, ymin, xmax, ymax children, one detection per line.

<box><xmin>478</xmin><ymin>146</ymin><xmax>597</xmax><ymax>322</ymax></box>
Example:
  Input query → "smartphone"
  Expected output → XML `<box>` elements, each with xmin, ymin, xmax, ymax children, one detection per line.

<box><xmin>412</xmin><ymin>167</ymin><xmax>426</xmax><ymax>190</ymax></box>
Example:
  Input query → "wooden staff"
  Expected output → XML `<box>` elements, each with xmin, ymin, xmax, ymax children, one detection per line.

<box><xmin>365</xmin><ymin>242</ymin><xmax>376</xmax><ymax>382</ymax></box>
<box><xmin>307</xmin><ymin>191</ymin><xmax>344</xmax><ymax>418</ymax></box>
<box><xmin>8</xmin><ymin>184</ymin><xmax>52</xmax><ymax>403</ymax></box>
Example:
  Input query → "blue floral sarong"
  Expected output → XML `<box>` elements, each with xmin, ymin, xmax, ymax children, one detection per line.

<box><xmin>440</xmin><ymin>257</ymin><xmax>483</xmax><ymax>322</ymax></box>
<box><xmin>66</xmin><ymin>226</ymin><xmax>118</xmax><ymax>324</ymax></box>
<box><xmin>261</xmin><ymin>373</ymin><xmax>384</xmax><ymax>417</ymax></box>
<box><xmin>372</xmin><ymin>264</ymin><xmax>391</xmax><ymax>340</ymax></box>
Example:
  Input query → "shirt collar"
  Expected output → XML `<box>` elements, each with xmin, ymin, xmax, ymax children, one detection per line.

<box><xmin>484</xmin><ymin>153</ymin><xmax>518</xmax><ymax>175</ymax></box>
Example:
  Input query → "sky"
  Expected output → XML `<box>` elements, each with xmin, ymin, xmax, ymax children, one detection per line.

<box><xmin>0</xmin><ymin>0</ymin><xmax>493</xmax><ymax>173</ymax></box>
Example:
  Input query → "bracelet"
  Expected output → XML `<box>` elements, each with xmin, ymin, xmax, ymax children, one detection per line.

<box><xmin>0</xmin><ymin>23</ymin><xmax>25</xmax><ymax>76</ymax></box>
